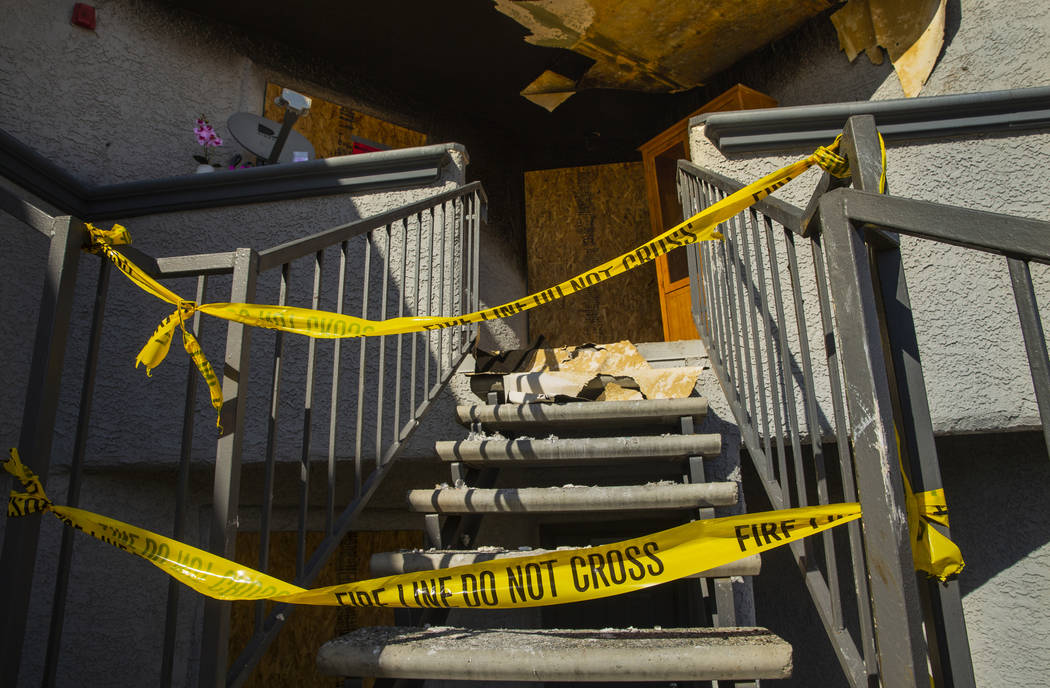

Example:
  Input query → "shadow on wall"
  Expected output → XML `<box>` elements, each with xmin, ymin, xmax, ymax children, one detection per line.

<box><xmin>936</xmin><ymin>430</ymin><xmax>1050</xmax><ymax>595</ymax></box>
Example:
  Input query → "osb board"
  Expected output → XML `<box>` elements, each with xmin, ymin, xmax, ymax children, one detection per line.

<box><xmin>525</xmin><ymin>162</ymin><xmax>662</xmax><ymax>346</ymax></box>
<box><xmin>264</xmin><ymin>83</ymin><xmax>348</xmax><ymax>159</ymax></box>
<box><xmin>343</xmin><ymin>110</ymin><xmax>428</xmax><ymax>150</ymax></box>
<box><xmin>229</xmin><ymin>528</ymin><xmax>422</xmax><ymax>688</ymax></box>
<box><xmin>263</xmin><ymin>83</ymin><xmax>426</xmax><ymax>159</ymax></box>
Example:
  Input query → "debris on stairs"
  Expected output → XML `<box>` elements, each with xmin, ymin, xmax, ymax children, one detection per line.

<box><xmin>318</xmin><ymin>343</ymin><xmax>789</xmax><ymax>685</ymax></box>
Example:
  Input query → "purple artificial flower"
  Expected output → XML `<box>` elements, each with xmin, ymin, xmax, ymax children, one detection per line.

<box><xmin>193</xmin><ymin>116</ymin><xmax>224</xmax><ymax>165</ymax></box>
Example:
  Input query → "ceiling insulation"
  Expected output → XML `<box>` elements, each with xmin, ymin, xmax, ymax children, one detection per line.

<box><xmin>496</xmin><ymin>0</ymin><xmax>835</xmax><ymax>100</ymax></box>
<box><xmin>498</xmin><ymin>0</ymin><xmax>947</xmax><ymax>107</ymax></box>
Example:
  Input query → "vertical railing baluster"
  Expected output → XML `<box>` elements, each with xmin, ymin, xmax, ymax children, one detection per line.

<box><xmin>296</xmin><ymin>250</ymin><xmax>324</xmax><ymax>579</ymax></box>
<box><xmin>199</xmin><ymin>247</ymin><xmax>258</xmax><ymax>688</ymax></box>
<box><xmin>472</xmin><ymin>191</ymin><xmax>482</xmax><ymax>334</ymax></box>
<box><xmin>729</xmin><ymin>211</ymin><xmax>759</xmax><ymax>432</ymax></box>
<box><xmin>1008</xmin><ymin>257</ymin><xmax>1050</xmax><ymax>456</ymax></box>
<box><xmin>394</xmin><ymin>220</ymin><xmax>407</xmax><ymax>440</ymax></box>
<box><xmin>748</xmin><ymin>209</ymin><xmax>787</xmax><ymax>507</ymax></box>
<box><xmin>768</xmin><ymin>224</ymin><xmax>805</xmax><ymax>512</ymax></box>
<box><xmin>425</xmin><ymin>208</ymin><xmax>434</xmax><ymax>397</ymax></box>
<box><xmin>161</xmin><ymin>273</ymin><xmax>205</xmax><ymax>687</ymax></box>
<box><xmin>354</xmin><ymin>234</ymin><xmax>373</xmax><ymax>497</ymax></box>
<box><xmin>738</xmin><ymin>208</ymin><xmax>774</xmax><ymax>483</ymax></box>
<box><xmin>375</xmin><ymin>225</ymin><xmax>391</xmax><ymax>464</ymax></box>
<box><xmin>410</xmin><ymin>214</ymin><xmax>420</xmax><ymax>419</ymax></box>
<box><xmin>258</xmin><ymin>264</ymin><xmax>289</xmax><ymax>628</ymax></box>
<box><xmin>720</xmin><ymin>201</ymin><xmax>749</xmax><ymax>418</ymax></box>
<box><xmin>45</xmin><ymin>258</ymin><xmax>111</xmax><ymax>688</ymax></box>
<box><xmin>438</xmin><ymin>201</ymin><xmax>449</xmax><ymax>380</ymax></box>
<box><xmin>701</xmin><ymin>183</ymin><xmax>725</xmax><ymax>366</ymax></box>
<box><xmin>327</xmin><ymin>243</ymin><xmax>349</xmax><ymax>535</ymax></box>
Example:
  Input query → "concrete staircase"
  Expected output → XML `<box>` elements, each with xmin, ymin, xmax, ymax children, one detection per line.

<box><xmin>318</xmin><ymin>392</ymin><xmax>792</xmax><ymax>685</ymax></box>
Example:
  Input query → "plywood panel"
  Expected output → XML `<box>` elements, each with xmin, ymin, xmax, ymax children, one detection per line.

<box><xmin>263</xmin><ymin>83</ymin><xmax>427</xmax><ymax>160</ymax></box>
<box><xmin>229</xmin><ymin>528</ymin><xmax>422</xmax><ymax>687</ymax></box>
<box><xmin>342</xmin><ymin>110</ymin><xmax>428</xmax><ymax>150</ymax></box>
<box><xmin>264</xmin><ymin>83</ymin><xmax>349</xmax><ymax>159</ymax></box>
<box><xmin>525</xmin><ymin>162</ymin><xmax>662</xmax><ymax>346</ymax></box>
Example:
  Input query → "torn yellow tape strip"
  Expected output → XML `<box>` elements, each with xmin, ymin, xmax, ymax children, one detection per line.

<box><xmin>85</xmin><ymin>137</ymin><xmax>852</xmax><ymax>423</ymax></box>
<box><xmin>4</xmin><ymin>447</ymin><xmax>961</xmax><ymax>611</ymax></box>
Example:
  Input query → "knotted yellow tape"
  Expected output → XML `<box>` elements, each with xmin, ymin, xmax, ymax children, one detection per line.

<box><xmin>4</xmin><ymin>446</ymin><xmax>961</xmax><ymax>610</ymax></box>
<box><xmin>85</xmin><ymin>136</ymin><xmax>861</xmax><ymax>424</ymax></box>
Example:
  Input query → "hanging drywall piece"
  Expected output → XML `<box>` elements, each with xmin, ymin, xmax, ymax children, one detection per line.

<box><xmin>520</xmin><ymin>70</ymin><xmax>578</xmax><ymax>111</ymax></box>
<box><xmin>831</xmin><ymin>0</ymin><xmax>947</xmax><ymax>96</ymax></box>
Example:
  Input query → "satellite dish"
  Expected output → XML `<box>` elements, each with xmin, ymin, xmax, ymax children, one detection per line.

<box><xmin>226</xmin><ymin>89</ymin><xmax>316</xmax><ymax>164</ymax></box>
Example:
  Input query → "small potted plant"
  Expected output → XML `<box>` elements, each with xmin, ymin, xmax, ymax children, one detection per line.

<box><xmin>193</xmin><ymin>116</ymin><xmax>224</xmax><ymax>173</ymax></box>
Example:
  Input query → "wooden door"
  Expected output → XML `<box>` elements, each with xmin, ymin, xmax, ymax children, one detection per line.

<box><xmin>639</xmin><ymin>84</ymin><xmax>776</xmax><ymax>341</ymax></box>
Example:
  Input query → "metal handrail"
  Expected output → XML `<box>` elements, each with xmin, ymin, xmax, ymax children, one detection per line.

<box><xmin>0</xmin><ymin>127</ymin><xmax>463</xmax><ymax>219</ymax></box>
<box><xmin>0</xmin><ymin>170</ymin><xmax>482</xmax><ymax>687</ymax></box>
<box><xmin>674</xmin><ymin>113</ymin><xmax>1050</xmax><ymax>687</ymax></box>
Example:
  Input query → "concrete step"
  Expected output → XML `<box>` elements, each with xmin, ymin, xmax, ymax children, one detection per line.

<box><xmin>407</xmin><ymin>482</ymin><xmax>738</xmax><ymax>514</ymax></box>
<box><xmin>370</xmin><ymin>548</ymin><xmax>761</xmax><ymax>578</ymax></box>
<box><xmin>435</xmin><ymin>433</ymin><xmax>721</xmax><ymax>466</ymax></box>
<box><xmin>317</xmin><ymin>626</ymin><xmax>792</xmax><ymax>682</ymax></box>
<box><xmin>456</xmin><ymin>397</ymin><xmax>709</xmax><ymax>431</ymax></box>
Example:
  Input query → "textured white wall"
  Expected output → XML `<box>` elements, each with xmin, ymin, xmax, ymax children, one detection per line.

<box><xmin>691</xmin><ymin>1</ymin><xmax>1050</xmax><ymax>436</ymax></box>
<box><xmin>0</xmin><ymin>3</ymin><xmax>527</xmax><ymax>686</ymax></box>
<box><xmin>688</xmin><ymin>2</ymin><xmax>1050</xmax><ymax>686</ymax></box>
<box><xmin>0</xmin><ymin>0</ymin><xmax>266</xmax><ymax>182</ymax></box>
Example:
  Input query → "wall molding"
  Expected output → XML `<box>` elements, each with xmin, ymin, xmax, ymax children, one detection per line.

<box><xmin>0</xmin><ymin>128</ymin><xmax>462</xmax><ymax>220</ymax></box>
<box><xmin>695</xmin><ymin>87</ymin><xmax>1050</xmax><ymax>153</ymax></box>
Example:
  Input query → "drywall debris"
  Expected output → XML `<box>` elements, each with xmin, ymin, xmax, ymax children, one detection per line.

<box><xmin>472</xmin><ymin>340</ymin><xmax>702</xmax><ymax>401</ymax></box>
<box><xmin>831</xmin><ymin>0</ymin><xmax>947</xmax><ymax>96</ymax></box>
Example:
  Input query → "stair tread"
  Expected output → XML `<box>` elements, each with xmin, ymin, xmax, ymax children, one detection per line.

<box><xmin>456</xmin><ymin>397</ymin><xmax>709</xmax><ymax>430</ymax></box>
<box><xmin>318</xmin><ymin>625</ymin><xmax>792</xmax><ymax>681</ymax></box>
<box><xmin>435</xmin><ymin>433</ymin><xmax>721</xmax><ymax>463</ymax></box>
<box><xmin>370</xmin><ymin>548</ymin><xmax>761</xmax><ymax>577</ymax></box>
<box><xmin>407</xmin><ymin>482</ymin><xmax>738</xmax><ymax>513</ymax></box>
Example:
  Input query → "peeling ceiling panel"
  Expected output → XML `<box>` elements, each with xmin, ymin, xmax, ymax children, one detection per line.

<box><xmin>831</xmin><ymin>0</ymin><xmax>947</xmax><ymax>96</ymax></box>
<box><xmin>496</xmin><ymin>0</ymin><xmax>835</xmax><ymax>95</ymax></box>
<box><xmin>521</xmin><ymin>70</ymin><xmax>578</xmax><ymax>111</ymax></box>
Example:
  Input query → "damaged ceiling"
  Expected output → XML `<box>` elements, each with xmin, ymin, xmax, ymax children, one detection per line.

<box><xmin>163</xmin><ymin>0</ymin><xmax>946</xmax><ymax>166</ymax></box>
<box><xmin>499</xmin><ymin>0</ymin><xmax>946</xmax><ymax>109</ymax></box>
<box><xmin>497</xmin><ymin>0</ymin><xmax>835</xmax><ymax>108</ymax></box>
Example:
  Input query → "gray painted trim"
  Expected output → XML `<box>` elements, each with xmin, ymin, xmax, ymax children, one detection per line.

<box><xmin>696</xmin><ymin>87</ymin><xmax>1050</xmax><ymax>153</ymax></box>
<box><xmin>0</xmin><ymin>127</ymin><xmax>463</xmax><ymax>220</ymax></box>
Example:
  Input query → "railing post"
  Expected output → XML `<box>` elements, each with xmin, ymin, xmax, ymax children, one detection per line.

<box><xmin>841</xmin><ymin>115</ymin><xmax>976</xmax><ymax>687</ymax></box>
<box><xmin>820</xmin><ymin>187</ymin><xmax>930</xmax><ymax>687</ymax></box>
<box><xmin>0</xmin><ymin>215</ymin><xmax>84</xmax><ymax>684</ymax></box>
<box><xmin>199</xmin><ymin>247</ymin><xmax>258</xmax><ymax>688</ymax></box>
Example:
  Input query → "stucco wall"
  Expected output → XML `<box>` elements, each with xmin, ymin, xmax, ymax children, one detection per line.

<box><xmin>0</xmin><ymin>2</ymin><xmax>528</xmax><ymax>686</ymax></box>
<box><xmin>688</xmin><ymin>2</ymin><xmax>1050</xmax><ymax>686</ymax></box>
<box><xmin>690</xmin><ymin>0</ymin><xmax>1050</xmax><ymax>436</ymax></box>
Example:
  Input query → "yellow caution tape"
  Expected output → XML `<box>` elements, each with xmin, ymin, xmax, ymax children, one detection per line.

<box><xmin>4</xmin><ymin>446</ymin><xmax>961</xmax><ymax>610</ymax></box>
<box><xmin>84</xmin><ymin>136</ymin><xmax>853</xmax><ymax>423</ymax></box>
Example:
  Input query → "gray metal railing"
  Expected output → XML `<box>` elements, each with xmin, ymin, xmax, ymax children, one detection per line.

<box><xmin>0</xmin><ymin>177</ymin><xmax>483</xmax><ymax>687</ymax></box>
<box><xmin>674</xmin><ymin>114</ymin><xmax>1049</xmax><ymax>686</ymax></box>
